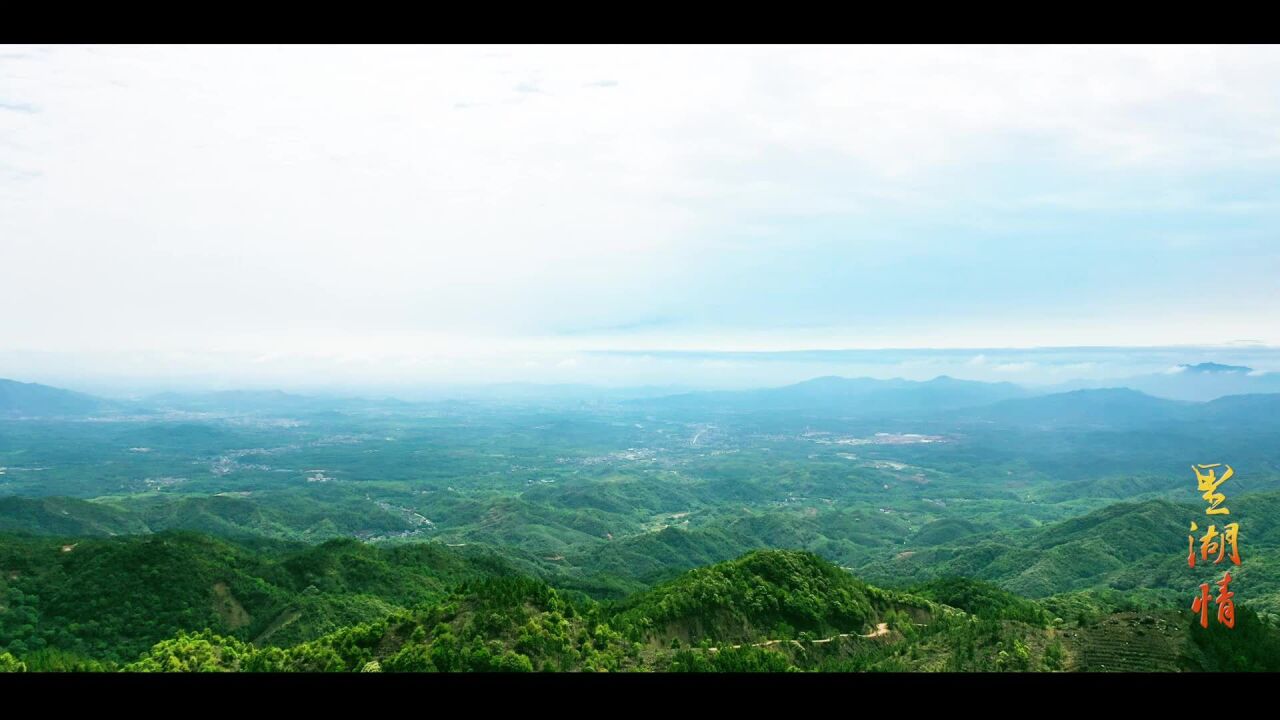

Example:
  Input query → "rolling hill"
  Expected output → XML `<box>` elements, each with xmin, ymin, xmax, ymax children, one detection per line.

<box><xmin>949</xmin><ymin>388</ymin><xmax>1192</xmax><ymax>429</ymax></box>
<box><xmin>635</xmin><ymin>375</ymin><xmax>1029</xmax><ymax>416</ymax></box>
<box><xmin>56</xmin><ymin>547</ymin><xmax>1280</xmax><ymax>673</ymax></box>
<box><xmin>0</xmin><ymin>531</ymin><xmax>520</xmax><ymax>663</ymax></box>
<box><xmin>0</xmin><ymin>379</ymin><xmax>117</xmax><ymax>418</ymax></box>
<box><xmin>1056</xmin><ymin>362</ymin><xmax>1280</xmax><ymax>402</ymax></box>
<box><xmin>854</xmin><ymin>491</ymin><xmax>1280</xmax><ymax>610</ymax></box>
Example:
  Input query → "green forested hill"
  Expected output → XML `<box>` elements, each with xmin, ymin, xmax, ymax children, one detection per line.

<box><xmin>0</xmin><ymin>497</ymin><xmax>149</xmax><ymax>536</ymax></box>
<box><xmin>570</xmin><ymin>509</ymin><xmax>914</xmax><ymax>596</ymax></box>
<box><xmin>0</xmin><ymin>379</ymin><xmax>116</xmax><ymax>418</ymax></box>
<box><xmin>612</xmin><ymin>550</ymin><xmax>894</xmax><ymax>645</ymax></box>
<box><xmin>8</xmin><ymin>543</ymin><xmax>1278</xmax><ymax>673</ymax></box>
<box><xmin>853</xmin><ymin>491</ymin><xmax>1280</xmax><ymax>613</ymax></box>
<box><xmin>119</xmin><ymin>549</ymin><xmax>949</xmax><ymax>673</ymax></box>
<box><xmin>951</xmin><ymin>388</ymin><xmax>1191</xmax><ymax>428</ymax></box>
<box><xmin>3</xmin><ymin>380</ymin><xmax>1280</xmax><ymax>673</ymax></box>
<box><xmin>9</xmin><ymin>490</ymin><xmax>1280</xmax><ymax>639</ymax></box>
<box><xmin>565</xmin><ymin>492</ymin><xmax>1280</xmax><ymax>614</ymax></box>
<box><xmin>0</xmin><ymin>532</ymin><xmax>519</xmax><ymax>664</ymax></box>
<box><xmin>0</xmin><ymin>492</ymin><xmax>425</xmax><ymax>543</ymax></box>
<box><xmin>857</xmin><ymin>499</ymin><xmax>1192</xmax><ymax>598</ymax></box>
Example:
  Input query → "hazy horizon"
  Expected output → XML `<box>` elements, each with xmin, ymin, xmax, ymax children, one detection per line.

<box><xmin>5</xmin><ymin>45</ymin><xmax>1280</xmax><ymax>392</ymax></box>
<box><xmin>5</xmin><ymin>343</ymin><xmax>1279</xmax><ymax>399</ymax></box>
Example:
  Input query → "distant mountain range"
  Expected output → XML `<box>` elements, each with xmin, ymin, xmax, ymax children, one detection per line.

<box><xmin>1178</xmin><ymin>362</ymin><xmax>1253</xmax><ymax>374</ymax></box>
<box><xmin>948</xmin><ymin>388</ymin><xmax>1191</xmax><ymax>428</ymax></box>
<box><xmin>0</xmin><ymin>381</ymin><xmax>414</xmax><ymax>418</ymax></box>
<box><xmin>5</xmin><ymin>369</ymin><xmax>1280</xmax><ymax>424</ymax></box>
<box><xmin>0</xmin><ymin>378</ymin><xmax>119</xmax><ymax>418</ymax></box>
<box><xmin>630</xmin><ymin>375</ymin><xmax>1030</xmax><ymax>416</ymax></box>
<box><xmin>139</xmin><ymin>389</ymin><xmax>413</xmax><ymax>415</ymax></box>
<box><xmin>632</xmin><ymin>375</ymin><xmax>1280</xmax><ymax>430</ymax></box>
<box><xmin>1052</xmin><ymin>362</ymin><xmax>1280</xmax><ymax>402</ymax></box>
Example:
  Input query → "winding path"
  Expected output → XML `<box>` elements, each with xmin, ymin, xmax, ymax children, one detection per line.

<box><xmin>705</xmin><ymin>623</ymin><xmax>890</xmax><ymax>653</ymax></box>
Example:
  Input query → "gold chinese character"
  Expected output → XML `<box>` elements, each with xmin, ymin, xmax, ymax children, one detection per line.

<box><xmin>1217</xmin><ymin>572</ymin><xmax>1236</xmax><ymax>629</ymax></box>
<box><xmin>1193</xmin><ymin>464</ymin><xmax>1232</xmax><ymax>515</ymax></box>
<box><xmin>1192</xmin><ymin>581</ymin><xmax>1211</xmax><ymax>628</ymax></box>
<box><xmin>1221</xmin><ymin>522</ymin><xmax>1242</xmax><ymax>565</ymax></box>
<box><xmin>1188</xmin><ymin>521</ymin><xmax>1198</xmax><ymax>568</ymax></box>
<box><xmin>1190</xmin><ymin>523</ymin><xmax>1242</xmax><ymax>567</ymax></box>
<box><xmin>1190</xmin><ymin>572</ymin><xmax>1236</xmax><ymax>629</ymax></box>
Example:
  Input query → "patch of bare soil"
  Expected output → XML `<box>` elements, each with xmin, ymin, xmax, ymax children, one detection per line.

<box><xmin>212</xmin><ymin>581</ymin><xmax>251</xmax><ymax>630</ymax></box>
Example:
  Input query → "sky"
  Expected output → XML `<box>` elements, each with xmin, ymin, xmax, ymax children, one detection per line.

<box><xmin>2</xmin><ymin>44</ymin><xmax>1279</xmax><ymax>392</ymax></box>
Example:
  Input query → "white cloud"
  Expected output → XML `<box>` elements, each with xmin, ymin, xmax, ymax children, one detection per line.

<box><xmin>2</xmin><ymin>44</ymin><xmax>1279</xmax><ymax>385</ymax></box>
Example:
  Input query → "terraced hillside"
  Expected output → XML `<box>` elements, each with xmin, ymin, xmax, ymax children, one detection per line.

<box><xmin>1063</xmin><ymin>612</ymin><xmax>1188</xmax><ymax>672</ymax></box>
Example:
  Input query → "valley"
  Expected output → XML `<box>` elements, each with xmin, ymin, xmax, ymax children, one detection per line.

<box><xmin>2</xmin><ymin>373</ymin><xmax>1280</xmax><ymax>671</ymax></box>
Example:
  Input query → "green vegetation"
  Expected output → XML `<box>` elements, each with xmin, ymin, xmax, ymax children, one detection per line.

<box><xmin>7</xmin><ymin>541</ymin><xmax>1280</xmax><ymax>673</ymax></box>
<box><xmin>0</xmin><ymin>532</ymin><xmax>517</xmax><ymax>663</ymax></box>
<box><xmin>908</xmin><ymin>577</ymin><xmax>1049</xmax><ymax>625</ymax></box>
<box><xmin>2</xmin><ymin>377</ymin><xmax>1280</xmax><ymax>671</ymax></box>
<box><xmin>614</xmin><ymin>550</ymin><xmax>883</xmax><ymax>644</ymax></box>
